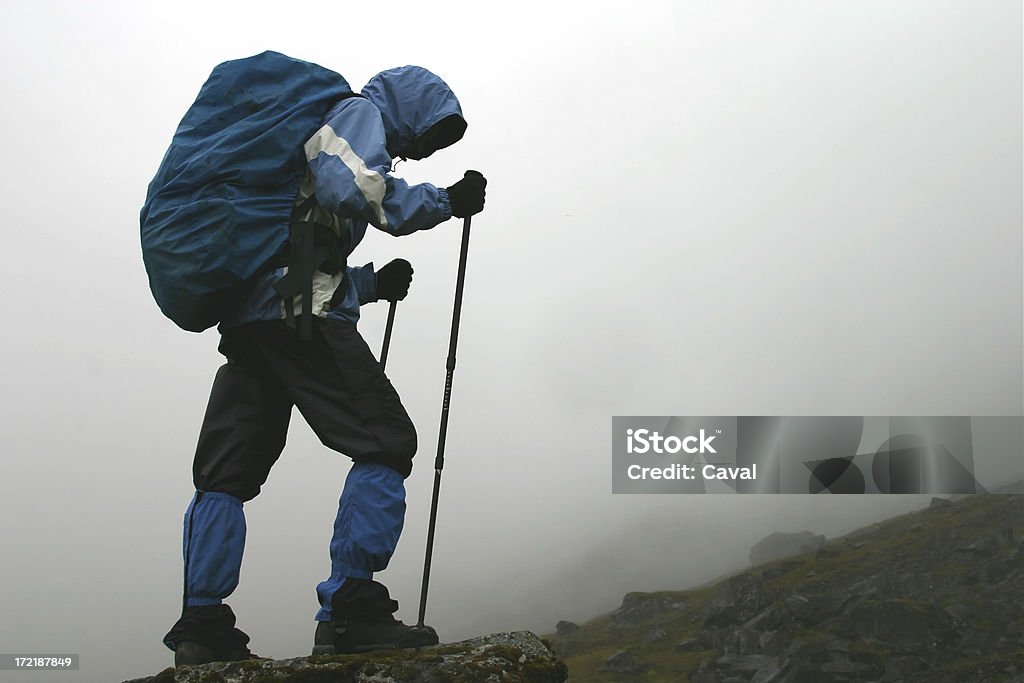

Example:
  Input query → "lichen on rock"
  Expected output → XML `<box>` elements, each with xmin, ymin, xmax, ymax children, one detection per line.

<box><xmin>124</xmin><ymin>631</ymin><xmax>567</xmax><ymax>683</ymax></box>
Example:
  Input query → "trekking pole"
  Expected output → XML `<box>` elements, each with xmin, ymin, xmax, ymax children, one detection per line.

<box><xmin>379</xmin><ymin>300</ymin><xmax>397</xmax><ymax>372</ymax></box>
<box><xmin>416</xmin><ymin>175</ymin><xmax>479</xmax><ymax>631</ymax></box>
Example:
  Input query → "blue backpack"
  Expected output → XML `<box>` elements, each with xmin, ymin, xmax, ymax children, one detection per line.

<box><xmin>140</xmin><ymin>51</ymin><xmax>353</xmax><ymax>332</ymax></box>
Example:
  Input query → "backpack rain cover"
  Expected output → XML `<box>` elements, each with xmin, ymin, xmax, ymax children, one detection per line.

<box><xmin>140</xmin><ymin>51</ymin><xmax>352</xmax><ymax>332</ymax></box>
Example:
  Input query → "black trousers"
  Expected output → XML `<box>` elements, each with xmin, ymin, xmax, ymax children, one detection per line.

<box><xmin>193</xmin><ymin>318</ymin><xmax>418</xmax><ymax>501</ymax></box>
<box><xmin>165</xmin><ymin>318</ymin><xmax>417</xmax><ymax>651</ymax></box>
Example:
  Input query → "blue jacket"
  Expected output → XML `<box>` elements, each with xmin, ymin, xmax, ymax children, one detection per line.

<box><xmin>221</xmin><ymin>65</ymin><xmax>465</xmax><ymax>329</ymax></box>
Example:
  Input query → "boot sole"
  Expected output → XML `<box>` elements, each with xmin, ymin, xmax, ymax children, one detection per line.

<box><xmin>312</xmin><ymin>638</ymin><xmax>438</xmax><ymax>656</ymax></box>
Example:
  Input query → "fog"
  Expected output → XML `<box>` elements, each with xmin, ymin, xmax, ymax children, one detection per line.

<box><xmin>0</xmin><ymin>1</ymin><xmax>1020</xmax><ymax>681</ymax></box>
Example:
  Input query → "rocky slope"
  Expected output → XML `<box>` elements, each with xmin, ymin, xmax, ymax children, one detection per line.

<box><xmin>748</xmin><ymin>531</ymin><xmax>825</xmax><ymax>566</ymax></box>
<box><xmin>125</xmin><ymin>631</ymin><xmax>567</xmax><ymax>683</ymax></box>
<box><xmin>547</xmin><ymin>495</ymin><xmax>1023</xmax><ymax>682</ymax></box>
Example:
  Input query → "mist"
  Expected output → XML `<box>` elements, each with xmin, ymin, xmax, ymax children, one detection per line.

<box><xmin>0</xmin><ymin>1</ymin><xmax>1020</xmax><ymax>681</ymax></box>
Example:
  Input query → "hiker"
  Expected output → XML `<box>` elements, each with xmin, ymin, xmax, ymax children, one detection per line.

<box><xmin>157</xmin><ymin>62</ymin><xmax>487</xmax><ymax>666</ymax></box>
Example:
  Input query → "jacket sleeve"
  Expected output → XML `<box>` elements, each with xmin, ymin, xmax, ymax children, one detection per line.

<box><xmin>346</xmin><ymin>263</ymin><xmax>378</xmax><ymax>305</ymax></box>
<box><xmin>304</xmin><ymin>98</ymin><xmax>452</xmax><ymax>236</ymax></box>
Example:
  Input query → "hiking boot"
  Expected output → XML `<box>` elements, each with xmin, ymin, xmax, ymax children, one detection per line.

<box><xmin>315</xmin><ymin>578</ymin><xmax>439</xmax><ymax>654</ymax></box>
<box><xmin>174</xmin><ymin>640</ymin><xmax>265</xmax><ymax>667</ymax></box>
<box><xmin>165</xmin><ymin>605</ymin><xmax>262</xmax><ymax>667</ymax></box>
<box><xmin>313</xmin><ymin>618</ymin><xmax>439</xmax><ymax>655</ymax></box>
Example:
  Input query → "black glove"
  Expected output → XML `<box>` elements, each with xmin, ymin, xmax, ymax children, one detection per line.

<box><xmin>375</xmin><ymin>259</ymin><xmax>413</xmax><ymax>302</ymax></box>
<box><xmin>446</xmin><ymin>170</ymin><xmax>487</xmax><ymax>218</ymax></box>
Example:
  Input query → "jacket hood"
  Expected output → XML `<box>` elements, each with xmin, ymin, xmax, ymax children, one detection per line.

<box><xmin>361</xmin><ymin>66</ymin><xmax>466</xmax><ymax>159</ymax></box>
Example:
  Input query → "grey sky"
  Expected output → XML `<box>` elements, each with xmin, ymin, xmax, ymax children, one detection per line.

<box><xmin>0</xmin><ymin>1</ymin><xmax>1021</xmax><ymax>681</ymax></box>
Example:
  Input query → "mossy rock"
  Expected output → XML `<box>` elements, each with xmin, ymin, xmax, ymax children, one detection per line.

<box><xmin>124</xmin><ymin>632</ymin><xmax>566</xmax><ymax>683</ymax></box>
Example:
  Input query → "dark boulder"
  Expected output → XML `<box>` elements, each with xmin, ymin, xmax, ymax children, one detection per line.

<box><xmin>554</xmin><ymin>620</ymin><xmax>579</xmax><ymax>636</ymax></box>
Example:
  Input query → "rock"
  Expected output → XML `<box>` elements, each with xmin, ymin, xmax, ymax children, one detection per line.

<box><xmin>703</xmin><ymin>573</ymin><xmax>768</xmax><ymax>628</ymax></box>
<box><xmin>742</xmin><ymin>606</ymin><xmax>782</xmax><ymax>632</ymax></box>
<box><xmin>929</xmin><ymin>496</ymin><xmax>953</xmax><ymax>509</ymax></box>
<box><xmin>643</xmin><ymin>626</ymin><xmax>669</xmax><ymax>643</ymax></box>
<box><xmin>992</xmin><ymin>527</ymin><xmax>1016</xmax><ymax>546</ymax></box>
<box><xmin>124</xmin><ymin>631</ymin><xmax>567</xmax><ymax>683</ymax></box>
<box><xmin>611</xmin><ymin>591</ymin><xmax>677</xmax><ymax>624</ymax></box>
<box><xmin>943</xmin><ymin>602</ymin><xmax>971</xmax><ymax>625</ymax></box>
<box><xmin>675</xmin><ymin>638</ymin><xmax>708</xmax><ymax>655</ymax></box>
<box><xmin>780</xmin><ymin>595</ymin><xmax>814</xmax><ymax>625</ymax></box>
<box><xmin>819</xmin><ymin>659</ymin><xmax>875</xmax><ymax>676</ymax></box>
<box><xmin>837</xmin><ymin>599</ymin><xmax>958</xmax><ymax>651</ymax></box>
<box><xmin>881</xmin><ymin>654</ymin><xmax>931</xmax><ymax>681</ymax></box>
<box><xmin>757</xmin><ymin>630</ymin><xmax>785</xmax><ymax>656</ymax></box>
<box><xmin>984</xmin><ymin>558</ymin><xmax>1015</xmax><ymax>584</ymax></box>
<box><xmin>689</xmin><ymin>662</ymin><xmax>720</xmax><ymax>683</ymax></box>
<box><xmin>598</xmin><ymin>649</ymin><xmax>647</xmax><ymax>674</ymax></box>
<box><xmin>955</xmin><ymin>536</ymin><xmax>999</xmax><ymax>557</ymax></box>
<box><xmin>847</xmin><ymin>644</ymin><xmax>885</xmax><ymax>674</ymax></box>
<box><xmin>554</xmin><ymin>620</ymin><xmax>579</xmax><ymax>635</ymax></box>
<box><xmin>722</xmin><ymin>626</ymin><xmax>761</xmax><ymax>655</ymax></box>
<box><xmin>713</xmin><ymin>653</ymin><xmax>774</xmax><ymax>674</ymax></box>
<box><xmin>848</xmin><ymin>568</ymin><xmax>909</xmax><ymax>600</ymax></box>
<box><xmin>735</xmin><ymin>638</ymin><xmax>886</xmax><ymax>683</ymax></box>
<box><xmin>760</xmin><ymin>560</ymin><xmax>802</xmax><ymax>581</ymax></box>
<box><xmin>750</xmin><ymin>531</ymin><xmax>826</xmax><ymax>566</ymax></box>
<box><xmin>781</xmin><ymin>592</ymin><xmax>854</xmax><ymax>626</ymax></box>
<box><xmin>781</xmin><ymin>639</ymin><xmax>805</xmax><ymax>658</ymax></box>
<box><xmin>749</xmin><ymin>657</ymin><xmax>787</xmax><ymax>683</ymax></box>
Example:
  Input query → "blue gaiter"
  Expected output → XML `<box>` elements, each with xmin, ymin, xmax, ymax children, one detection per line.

<box><xmin>315</xmin><ymin>462</ymin><xmax>406</xmax><ymax>621</ymax></box>
<box><xmin>182</xmin><ymin>491</ymin><xmax>246</xmax><ymax>607</ymax></box>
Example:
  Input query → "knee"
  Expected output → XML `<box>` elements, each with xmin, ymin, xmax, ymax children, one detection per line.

<box><xmin>193</xmin><ymin>440</ymin><xmax>274</xmax><ymax>501</ymax></box>
<box><xmin>193</xmin><ymin>469</ymin><xmax>267</xmax><ymax>503</ymax></box>
<box><xmin>367</xmin><ymin>416</ymin><xmax>417</xmax><ymax>479</ymax></box>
